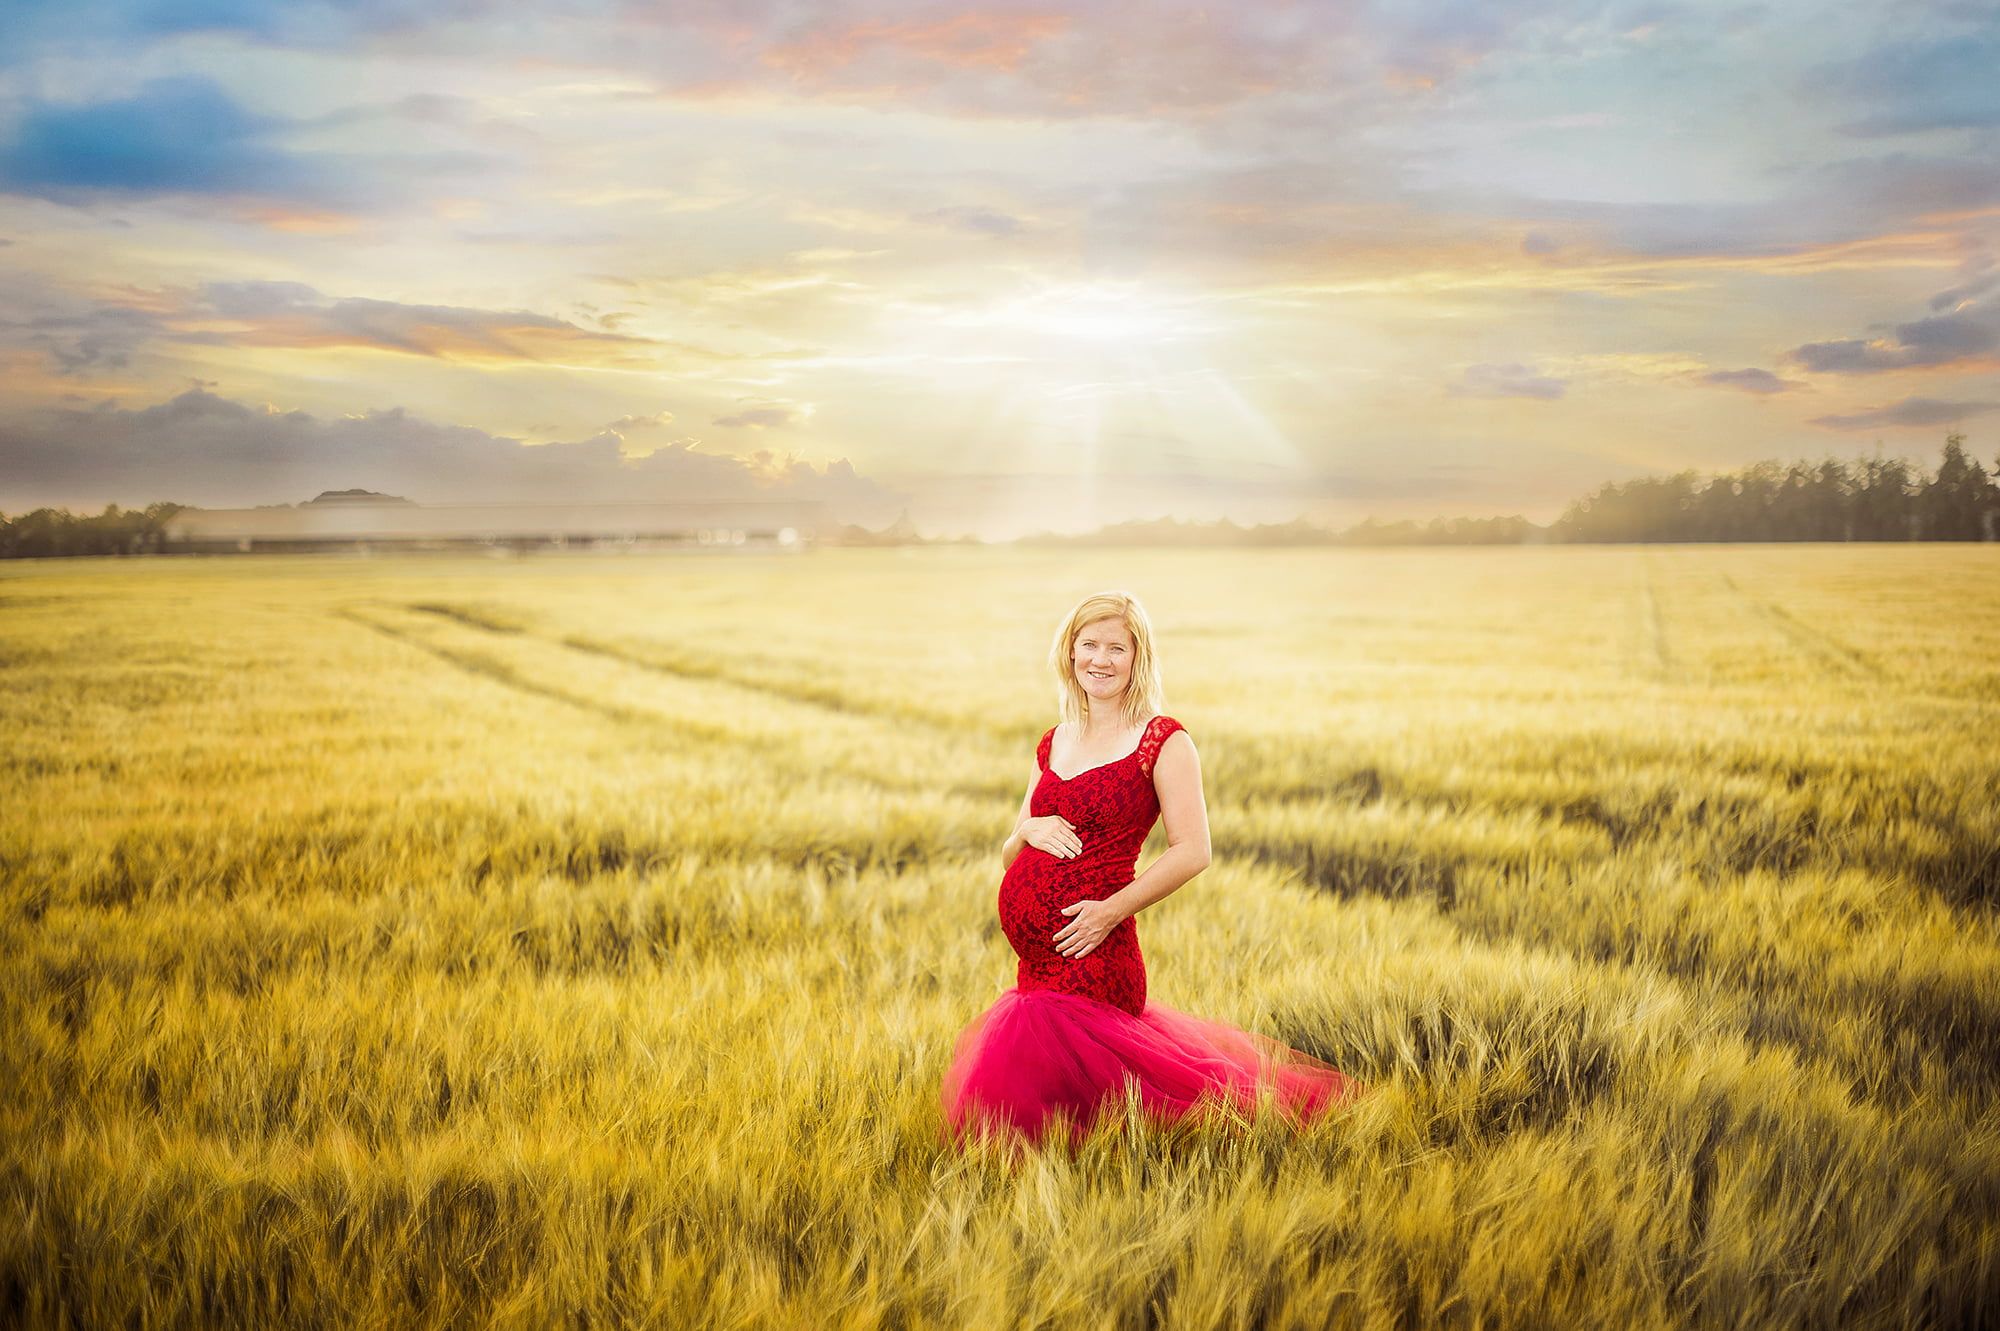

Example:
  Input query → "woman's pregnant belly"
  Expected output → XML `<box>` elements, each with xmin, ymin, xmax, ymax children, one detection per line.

<box><xmin>997</xmin><ymin>847</ymin><xmax>1130</xmax><ymax>962</ymax></box>
<box><xmin>996</xmin><ymin>845</ymin><xmax>1148</xmax><ymax>1013</ymax></box>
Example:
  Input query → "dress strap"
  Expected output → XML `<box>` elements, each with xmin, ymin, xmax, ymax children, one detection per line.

<box><xmin>1138</xmin><ymin>715</ymin><xmax>1184</xmax><ymax>780</ymax></box>
<box><xmin>1036</xmin><ymin>726</ymin><xmax>1055</xmax><ymax>772</ymax></box>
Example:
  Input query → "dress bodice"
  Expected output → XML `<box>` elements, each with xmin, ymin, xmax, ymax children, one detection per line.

<box><xmin>1026</xmin><ymin>715</ymin><xmax>1186</xmax><ymax>882</ymax></box>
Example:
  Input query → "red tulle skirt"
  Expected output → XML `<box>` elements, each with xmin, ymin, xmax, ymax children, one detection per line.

<box><xmin>940</xmin><ymin>986</ymin><xmax>1363</xmax><ymax>1149</ymax></box>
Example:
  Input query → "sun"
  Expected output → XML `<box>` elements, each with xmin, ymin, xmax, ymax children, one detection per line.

<box><xmin>892</xmin><ymin>274</ymin><xmax>1308</xmax><ymax>524</ymax></box>
<box><xmin>969</xmin><ymin>280</ymin><xmax>1210</xmax><ymax>344</ymax></box>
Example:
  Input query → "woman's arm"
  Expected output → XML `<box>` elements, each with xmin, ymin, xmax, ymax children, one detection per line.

<box><xmin>1106</xmin><ymin>730</ymin><xmax>1211</xmax><ymax>919</ymax></box>
<box><xmin>999</xmin><ymin>768</ymin><xmax>1039</xmax><ymax>866</ymax></box>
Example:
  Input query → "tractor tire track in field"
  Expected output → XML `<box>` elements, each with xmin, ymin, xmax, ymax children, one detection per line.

<box><xmin>399</xmin><ymin>598</ymin><xmax>1009</xmax><ymax>740</ymax></box>
<box><xmin>405</xmin><ymin>601</ymin><xmax>529</xmax><ymax>635</ymax></box>
<box><xmin>1718</xmin><ymin>574</ymin><xmax>1885</xmax><ymax>680</ymax></box>
<box><xmin>334</xmin><ymin>606</ymin><xmax>683</xmax><ymax>732</ymax></box>
<box><xmin>554</xmin><ymin>630</ymin><xmax>1003</xmax><ymax>739</ymax></box>
<box><xmin>1642</xmin><ymin>555</ymin><xmax>1676</xmax><ymax>682</ymax></box>
<box><xmin>337</xmin><ymin>603</ymin><xmax>959</xmax><ymax>801</ymax></box>
<box><xmin>400</xmin><ymin>601</ymin><xmax>1031</xmax><ymax>801</ymax></box>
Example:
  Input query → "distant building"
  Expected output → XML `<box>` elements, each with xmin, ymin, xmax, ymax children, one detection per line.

<box><xmin>162</xmin><ymin>494</ymin><xmax>826</xmax><ymax>553</ymax></box>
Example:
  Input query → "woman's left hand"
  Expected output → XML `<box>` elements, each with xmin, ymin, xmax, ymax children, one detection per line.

<box><xmin>1054</xmin><ymin>898</ymin><xmax>1124</xmax><ymax>959</ymax></box>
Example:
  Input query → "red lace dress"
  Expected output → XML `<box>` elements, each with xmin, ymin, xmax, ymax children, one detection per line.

<box><xmin>940</xmin><ymin>715</ymin><xmax>1364</xmax><ymax>1148</ymax></box>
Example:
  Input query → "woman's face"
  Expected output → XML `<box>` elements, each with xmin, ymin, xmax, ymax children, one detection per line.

<box><xmin>1071</xmin><ymin>616</ymin><xmax>1134</xmax><ymax>712</ymax></box>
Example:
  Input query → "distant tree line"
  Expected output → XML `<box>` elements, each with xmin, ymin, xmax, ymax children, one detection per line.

<box><xmin>1547</xmin><ymin>433</ymin><xmax>1996</xmax><ymax>544</ymax></box>
<box><xmin>1328</xmin><ymin>514</ymin><xmax>1544</xmax><ymax>546</ymax></box>
<box><xmin>1022</xmin><ymin>513</ymin><xmax>1542</xmax><ymax>547</ymax></box>
<box><xmin>1018</xmin><ymin>433</ymin><xmax>1998</xmax><ymax>547</ymax></box>
<box><xmin>0</xmin><ymin>502</ymin><xmax>186</xmax><ymax>558</ymax></box>
<box><xmin>4</xmin><ymin>434</ymin><xmax>1996</xmax><ymax>556</ymax></box>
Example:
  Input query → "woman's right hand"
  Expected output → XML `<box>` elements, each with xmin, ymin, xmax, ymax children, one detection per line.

<box><xmin>1020</xmin><ymin>814</ymin><xmax>1081</xmax><ymax>859</ymax></box>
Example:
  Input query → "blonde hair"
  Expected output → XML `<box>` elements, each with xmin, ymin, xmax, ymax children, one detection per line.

<box><xmin>1048</xmin><ymin>591</ymin><xmax>1166</xmax><ymax>730</ymax></box>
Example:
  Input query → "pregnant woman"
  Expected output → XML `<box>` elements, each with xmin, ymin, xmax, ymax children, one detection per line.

<box><xmin>941</xmin><ymin>591</ymin><xmax>1364</xmax><ymax>1148</ymax></box>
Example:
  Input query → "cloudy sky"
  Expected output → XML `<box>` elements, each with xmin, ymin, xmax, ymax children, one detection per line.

<box><xmin>0</xmin><ymin>0</ymin><xmax>1995</xmax><ymax>537</ymax></box>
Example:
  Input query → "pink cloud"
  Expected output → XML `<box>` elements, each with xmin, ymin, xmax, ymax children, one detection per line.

<box><xmin>763</xmin><ymin>11</ymin><xmax>1070</xmax><ymax>77</ymax></box>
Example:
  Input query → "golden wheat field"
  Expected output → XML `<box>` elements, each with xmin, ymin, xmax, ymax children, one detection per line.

<box><xmin>3</xmin><ymin>543</ymin><xmax>1998</xmax><ymax>1330</ymax></box>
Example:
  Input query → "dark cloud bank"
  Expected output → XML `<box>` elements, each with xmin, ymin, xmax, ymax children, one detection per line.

<box><xmin>0</xmin><ymin>388</ymin><xmax>905</xmax><ymax>523</ymax></box>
